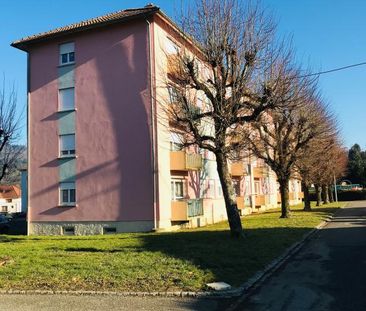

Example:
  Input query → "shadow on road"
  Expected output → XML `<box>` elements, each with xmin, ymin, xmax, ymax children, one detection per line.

<box><xmin>229</xmin><ymin>204</ymin><xmax>366</xmax><ymax>311</ymax></box>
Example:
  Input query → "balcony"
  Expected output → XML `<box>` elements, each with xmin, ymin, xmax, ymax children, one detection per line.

<box><xmin>236</xmin><ymin>196</ymin><xmax>247</xmax><ymax>210</ymax></box>
<box><xmin>167</xmin><ymin>54</ymin><xmax>187</xmax><ymax>83</ymax></box>
<box><xmin>171</xmin><ymin>199</ymin><xmax>203</xmax><ymax>221</ymax></box>
<box><xmin>170</xmin><ymin>151</ymin><xmax>202</xmax><ymax>171</ymax></box>
<box><xmin>253</xmin><ymin>166</ymin><xmax>269</xmax><ymax>178</ymax></box>
<box><xmin>230</xmin><ymin>162</ymin><xmax>248</xmax><ymax>177</ymax></box>
<box><xmin>255</xmin><ymin>194</ymin><xmax>266</xmax><ymax>206</ymax></box>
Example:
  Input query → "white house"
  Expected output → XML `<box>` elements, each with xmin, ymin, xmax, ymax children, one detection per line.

<box><xmin>0</xmin><ymin>185</ymin><xmax>22</xmax><ymax>214</ymax></box>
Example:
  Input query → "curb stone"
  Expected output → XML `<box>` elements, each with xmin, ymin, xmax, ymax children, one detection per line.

<box><xmin>0</xmin><ymin>206</ymin><xmax>344</xmax><ymax>300</ymax></box>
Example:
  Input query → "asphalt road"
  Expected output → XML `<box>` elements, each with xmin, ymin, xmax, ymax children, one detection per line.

<box><xmin>230</xmin><ymin>201</ymin><xmax>366</xmax><ymax>311</ymax></box>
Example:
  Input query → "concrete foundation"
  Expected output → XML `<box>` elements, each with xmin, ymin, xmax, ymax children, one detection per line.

<box><xmin>29</xmin><ymin>221</ymin><xmax>154</xmax><ymax>235</ymax></box>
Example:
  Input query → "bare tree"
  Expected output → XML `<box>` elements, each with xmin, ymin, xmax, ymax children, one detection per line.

<box><xmin>244</xmin><ymin>68</ymin><xmax>334</xmax><ymax>218</ymax></box>
<box><xmin>296</xmin><ymin>130</ymin><xmax>341</xmax><ymax>210</ymax></box>
<box><xmin>0</xmin><ymin>80</ymin><xmax>23</xmax><ymax>183</ymax></box>
<box><xmin>164</xmin><ymin>0</ymin><xmax>283</xmax><ymax>237</ymax></box>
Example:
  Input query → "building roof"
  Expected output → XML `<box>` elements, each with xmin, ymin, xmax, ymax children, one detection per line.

<box><xmin>11</xmin><ymin>5</ymin><xmax>160</xmax><ymax>51</ymax></box>
<box><xmin>0</xmin><ymin>185</ymin><xmax>21</xmax><ymax>199</ymax></box>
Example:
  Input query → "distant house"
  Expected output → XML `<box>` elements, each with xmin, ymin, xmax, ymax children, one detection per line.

<box><xmin>0</xmin><ymin>185</ymin><xmax>21</xmax><ymax>214</ymax></box>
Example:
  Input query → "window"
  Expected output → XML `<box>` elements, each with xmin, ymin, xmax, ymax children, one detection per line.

<box><xmin>171</xmin><ymin>179</ymin><xmax>185</xmax><ymax>200</ymax></box>
<box><xmin>6</xmin><ymin>199</ymin><xmax>12</xmax><ymax>203</ymax></box>
<box><xmin>59</xmin><ymin>88</ymin><xmax>74</xmax><ymax>111</ymax></box>
<box><xmin>170</xmin><ymin>132</ymin><xmax>184</xmax><ymax>151</ymax></box>
<box><xmin>59</xmin><ymin>134</ymin><xmax>75</xmax><ymax>157</ymax></box>
<box><xmin>59</xmin><ymin>182</ymin><xmax>76</xmax><ymax>205</ymax></box>
<box><xmin>103</xmin><ymin>227</ymin><xmax>117</xmax><ymax>235</ymax></box>
<box><xmin>165</xmin><ymin>38</ymin><xmax>178</xmax><ymax>54</ymax></box>
<box><xmin>1</xmin><ymin>206</ymin><xmax>7</xmax><ymax>212</ymax></box>
<box><xmin>63</xmin><ymin>226</ymin><xmax>75</xmax><ymax>235</ymax></box>
<box><xmin>167</xmin><ymin>85</ymin><xmax>179</xmax><ymax>104</ymax></box>
<box><xmin>206</xmin><ymin>179</ymin><xmax>215</xmax><ymax>198</ymax></box>
<box><xmin>59</xmin><ymin>42</ymin><xmax>75</xmax><ymax>65</ymax></box>
<box><xmin>217</xmin><ymin>183</ymin><xmax>223</xmax><ymax>197</ymax></box>
<box><xmin>233</xmin><ymin>178</ymin><xmax>241</xmax><ymax>196</ymax></box>
<box><xmin>254</xmin><ymin>179</ymin><xmax>261</xmax><ymax>194</ymax></box>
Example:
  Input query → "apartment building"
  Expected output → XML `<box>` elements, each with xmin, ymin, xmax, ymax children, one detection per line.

<box><xmin>12</xmin><ymin>5</ymin><xmax>302</xmax><ymax>235</ymax></box>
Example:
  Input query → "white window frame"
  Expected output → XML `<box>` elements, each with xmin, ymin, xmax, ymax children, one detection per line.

<box><xmin>206</xmin><ymin>179</ymin><xmax>215</xmax><ymax>198</ymax></box>
<box><xmin>59</xmin><ymin>134</ymin><xmax>76</xmax><ymax>157</ymax></box>
<box><xmin>167</xmin><ymin>85</ymin><xmax>179</xmax><ymax>104</ymax></box>
<box><xmin>165</xmin><ymin>38</ymin><xmax>179</xmax><ymax>55</ymax></box>
<box><xmin>171</xmin><ymin>179</ymin><xmax>185</xmax><ymax>201</ymax></box>
<box><xmin>59</xmin><ymin>42</ymin><xmax>75</xmax><ymax>65</ymax></box>
<box><xmin>170</xmin><ymin>132</ymin><xmax>184</xmax><ymax>151</ymax></box>
<box><xmin>254</xmin><ymin>179</ymin><xmax>261</xmax><ymax>195</ymax></box>
<box><xmin>59</xmin><ymin>182</ymin><xmax>76</xmax><ymax>205</ymax></box>
<box><xmin>59</xmin><ymin>87</ymin><xmax>75</xmax><ymax>111</ymax></box>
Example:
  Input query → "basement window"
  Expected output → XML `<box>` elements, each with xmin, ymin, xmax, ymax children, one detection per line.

<box><xmin>63</xmin><ymin>226</ymin><xmax>75</xmax><ymax>235</ymax></box>
<box><xmin>103</xmin><ymin>227</ymin><xmax>117</xmax><ymax>235</ymax></box>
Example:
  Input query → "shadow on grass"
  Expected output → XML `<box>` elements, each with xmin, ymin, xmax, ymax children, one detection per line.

<box><xmin>140</xmin><ymin>227</ymin><xmax>314</xmax><ymax>286</ymax></box>
<box><xmin>53</xmin><ymin>226</ymin><xmax>313</xmax><ymax>287</ymax></box>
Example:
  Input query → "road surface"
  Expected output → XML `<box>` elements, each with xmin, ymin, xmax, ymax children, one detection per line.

<box><xmin>231</xmin><ymin>201</ymin><xmax>366</xmax><ymax>311</ymax></box>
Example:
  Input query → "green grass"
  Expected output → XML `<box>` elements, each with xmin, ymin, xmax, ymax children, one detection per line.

<box><xmin>0</xmin><ymin>202</ymin><xmax>345</xmax><ymax>292</ymax></box>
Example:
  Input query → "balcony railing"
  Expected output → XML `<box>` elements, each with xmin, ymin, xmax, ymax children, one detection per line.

<box><xmin>171</xmin><ymin>199</ymin><xmax>203</xmax><ymax>221</ymax></box>
<box><xmin>253</xmin><ymin>166</ymin><xmax>269</xmax><ymax>178</ymax></box>
<box><xmin>230</xmin><ymin>162</ymin><xmax>248</xmax><ymax>177</ymax></box>
<box><xmin>167</xmin><ymin>54</ymin><xmax>187</xmax><ymax>83</ymax></box>
<box><xmin>170</xmin><ymin>151</ymin><xmax>202</xmax><ymax>171</ymax></box>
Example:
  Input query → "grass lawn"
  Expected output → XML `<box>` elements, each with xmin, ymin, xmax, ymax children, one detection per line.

<box><xmin>0</xmin><ymin>202</ymin><xmax>345</xmax><ymax>292</ymax></box>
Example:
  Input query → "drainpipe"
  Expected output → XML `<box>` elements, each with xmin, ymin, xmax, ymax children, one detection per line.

<box><xmin>146</xmin><ymin>18</ymin><xmax>158</xmax><ymax>230</ymax></box>
<box><xmin>26</xmin><ymin>52</ymin><xmax>30</xmax><ymax>235</ymax></box>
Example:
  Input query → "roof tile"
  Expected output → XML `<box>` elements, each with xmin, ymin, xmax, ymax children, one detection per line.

<box><xmin>12</xmin><ymin>6</ymin><xmax>159</xmax><ymax>50</ymax></box>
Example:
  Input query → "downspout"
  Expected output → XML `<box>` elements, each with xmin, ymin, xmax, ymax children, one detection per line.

<box><xmin>146</xmin><ymin>18</ymin><xmax>158</xmax><ymax>230</ymax></box>
<box><xmin>26</xmin><ymin>52</ymin><xmax>30</xmax><ymax>235</ymax></box>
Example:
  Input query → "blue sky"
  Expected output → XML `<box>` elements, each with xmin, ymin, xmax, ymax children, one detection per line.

<box><xmin>1</xmin><ymin>0</ymin><xmax>366</xmax><ymax>148</ymax></box>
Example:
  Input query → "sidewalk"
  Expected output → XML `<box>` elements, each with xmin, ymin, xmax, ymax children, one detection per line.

<box><xmin>0</xmin><ymin>294</ymin><xmax>229</xmax><ymax>311</ymax></box>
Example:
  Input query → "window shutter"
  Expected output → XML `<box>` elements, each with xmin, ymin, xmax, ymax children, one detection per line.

<box><xmin>59</xmin><ymin>88</ymin><xmax>74</xmax><ymax>110</ymax></box>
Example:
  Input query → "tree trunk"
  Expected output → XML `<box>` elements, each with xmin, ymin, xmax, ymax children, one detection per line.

<box><xmin>322</xmin><ymin>185</ymin><xmax>330</xmax><ymax>204</ymax></box>
<box><xmin>303</xmin><ymin>182</ymin><xmax>311</xmax><ymax>211</ymax></box>
<box><xmin>279</xmin><ymin>177</ymin><xmax>290</xmax><ymax>218</ymax></box>
<box><xmin>328</xmin><ymin>185</ymin><xmax>334</xmax><ymax>203</ymax></box>
<box><xmin>215</xmin><ymin>152</ymin><xmax>243</xmax><ymax>238</ymax></box>
<box><xmin>315</xmin><ymin>184</ymin><xmax>322</xmax><ymax>206</ymax></box>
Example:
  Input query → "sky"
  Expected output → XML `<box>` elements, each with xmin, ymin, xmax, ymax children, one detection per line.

<box><xmin>1</xmin><ymin>0</ymin><xmax>366</xmax><ymax>148</ymax></box>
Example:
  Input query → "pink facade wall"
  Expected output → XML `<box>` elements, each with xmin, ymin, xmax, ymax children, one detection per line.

<box><xmin>28</xmin><ymin>20</ymin><xmax>154</xmax><ymax>222</ymax></box>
